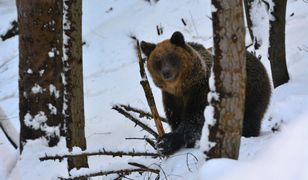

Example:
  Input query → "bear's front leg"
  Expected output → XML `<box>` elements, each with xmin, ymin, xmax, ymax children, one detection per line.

<box><xmin>156</xmin><ymin>129</ymin><xmax>185</xmax><ymax>155</ymax></box>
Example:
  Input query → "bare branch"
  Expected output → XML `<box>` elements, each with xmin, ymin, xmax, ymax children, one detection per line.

<box><xmin>112</xmin><ymin>105</ymin><xmax>159</xmax><ymax>139</ymax></box>
<box><xmin>1</xmin><ymin>20</ymin><xmax>18</xmax><ymax>41</ymax></box>
<box><xmin>135</xmin><ymin>39</ymin><xmax>165</xmax><ymax>136</ymax></box>
<box><xmin>145</xmin><ymin>138</ymin><xmax>157</xmax><ymax>150</ymax></box>
<box><xmin>59</xmin><ymin>168</ymin><xmax>159</xmax><ymax>180</ymax></box>
<box><xmin>39</xmin><ymin>148</ymin><xmax>160</xmax><ymax>161</ymax></box>
<box><xmin>119</xmin><ymin>104</ymin><xmax>167</xmax><ymax>123</ymax></box>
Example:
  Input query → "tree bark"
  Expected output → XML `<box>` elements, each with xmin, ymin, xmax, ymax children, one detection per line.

<box><xmin>268</xmin><ymin>0</ymin><xmax>289</xmax><ymax>88</ymax></box>
<box><xmin>207</xmin><ymin>0</ymin><xmax>246</xmax><ymax>159</ymax></box>
<box><xmin>62</xmin><ymin>0</ymin><xmax>89</xmax><ymax>172</ymax></box>
<box><xmin>17</xmin><ymin>0</ymin><xmax>64</xmax><ymax>152</ymax></box>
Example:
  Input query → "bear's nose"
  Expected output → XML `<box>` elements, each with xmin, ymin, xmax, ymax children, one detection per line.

<box><xmin>162</xmin><ymin>70</ymin><xmax>173</xmax><ymax>80</ymax></box>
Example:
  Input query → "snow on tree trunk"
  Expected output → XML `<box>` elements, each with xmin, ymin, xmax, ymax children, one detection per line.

<box><xmin>204</xmin><ymin>0</ymin><xmax>246</xmax><ymax>159</ymax></box>
<box><xmin>268</xmin><ymin>0</ymin><xmax>289</xmax><ymax>88</ymax></box>
<box><xmin>17</xmin><ymin>0</ymin><xmax>65</xmax><ymax>152</ymax></box>
<box><xmin>62</xmin><ymin>0</ymin><xmax>89</xmax><ymax>171</ymax></box>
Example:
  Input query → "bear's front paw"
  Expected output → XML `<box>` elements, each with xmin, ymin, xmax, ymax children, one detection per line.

<box><xmin>156</xmin><ymin>132</ymin><xmax>185</xmax><ymax>155</ymax></box>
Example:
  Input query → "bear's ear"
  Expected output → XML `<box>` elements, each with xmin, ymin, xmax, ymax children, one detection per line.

<box><xmin>140</xmin><ymin>41</ymin><xmax>156</xmax><ymax>57</ymax></box>
<box><xmin>170</xmin><ymin>31</ymin><xmax>185</xmax><ymax>46</ymax></box>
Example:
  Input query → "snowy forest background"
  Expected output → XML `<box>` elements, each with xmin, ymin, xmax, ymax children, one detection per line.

<box><xmin>1</xmin><ymin>0</ymin><xmax>308</xmax><ymax>179</ymax></box>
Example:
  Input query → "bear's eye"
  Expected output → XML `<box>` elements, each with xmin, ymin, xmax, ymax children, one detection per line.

<box><xmin>154</xmin><ymin>60</ymin><xmax>162</xmax><ymax>70</ymax></box>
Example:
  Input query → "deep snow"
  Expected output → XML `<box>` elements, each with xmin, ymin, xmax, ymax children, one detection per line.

<box><xmin>0</xmin><ymin>0</ymin><xmax>308</xmax><ymax>179</ymax></box>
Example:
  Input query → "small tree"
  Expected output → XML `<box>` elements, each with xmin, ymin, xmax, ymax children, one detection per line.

<box><xmin>268</xmin><ymin>0</ymin><xmax>289</xmax><ymax>88</ymax></box>
<box><xmin>17</xmin><ymin>0</ymin><xmax>65</xmax><ymax>152</ymax></box>
<box><xmin>206</xmin><ymin>0</ymin><xmax>246</xmax><ymax>159</ymax></box>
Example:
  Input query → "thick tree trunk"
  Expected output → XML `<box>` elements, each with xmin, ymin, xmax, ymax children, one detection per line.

<box><xmin>63</xmin><ymin>0</ymin><xmax>89</xmax><ymax>171</ymax></box>
<box><xmin>207</xmin><ymin>0</ymin><xmax>246</xmax><ymax>159</ymax></box>
<box><xmin>268</xmin><ymin>0</ymin><xmax>289</xmax><ymax>88</ymax></box>
<box><xmin>17</xmin><ymin>0</ymin><xmax>64</xmax><ymax>152</ymax></box>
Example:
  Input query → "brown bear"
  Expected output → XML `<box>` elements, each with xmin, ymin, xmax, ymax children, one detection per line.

<box><xmin>140</xmin><ymin>31</ymin><xmax>271</xmax><ymax>155</ymax></box>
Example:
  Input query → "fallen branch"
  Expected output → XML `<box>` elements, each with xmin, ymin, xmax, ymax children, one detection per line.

<box><xmin>145</xmin><ymin>138</ymin><xmax>157</xmax><ymax>150</ymax></box>
<box><xmin>1</xmin><ymin>20</ymin><xmax>18</xmax><ymax>41</ymax></box>
<box><xmin>112</xmin><ymin>105</ymin><xmax>159</xmax><ymax>138</ymax></box>
<box><xmin>39</xmin><ymin>148</ymin><xmax>160</xmax><ymax>161</ymax></box>
<box><xmin>119</xmin><ymin>104</ymin><xmax>167</xmax><ymax>123</ymax></box>
<box><xmin>136</xmin><ymin>39</ymin><xmax>165</xmax><ymax>136</ymax></box>
<box><xmin>59</xmin><ymin>168</ymin><xmax>159</xmax><ymax>180</ymax></box>
<box><xmin>0</xmin><ymin>107</ymin><xmax>18</xmax><ymax>149</ymax></box>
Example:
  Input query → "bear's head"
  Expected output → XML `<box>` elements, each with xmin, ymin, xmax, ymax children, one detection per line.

<box><xmin>141</xmin><ymin>31</ymin><xmax>204</xmax><ymax>95</ymax></box>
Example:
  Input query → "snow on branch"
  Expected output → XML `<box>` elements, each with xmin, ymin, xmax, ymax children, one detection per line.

<box><xmin>58</xmin><ymin>167</ymin><xmax>159</xmax><ymax>180</ymax></box>
<box><xmin>39</xmin><ymin>148</ymin><xmax>160</xmax><ymax>161</ymax></box>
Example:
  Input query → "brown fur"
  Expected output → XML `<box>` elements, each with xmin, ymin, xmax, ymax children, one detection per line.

<box><xmin>147</xmin><ymin>40</ymin><xmax>212</xmax><ymax>96</ymax></box>
<box><xmin>141</xmin><ymin>31</ymin><xmax>271</xmax><ymax>155</ymax></box>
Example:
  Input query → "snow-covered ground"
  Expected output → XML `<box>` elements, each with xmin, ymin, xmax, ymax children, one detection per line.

<box><xmin>0</xmin><ymin>0</ymin><xmax>308</xmax><ymax>179</ymax></box>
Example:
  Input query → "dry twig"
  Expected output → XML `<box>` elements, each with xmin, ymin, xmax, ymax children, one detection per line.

<box><xmin>1</xmin><ymin>20</ymin><xmax>18</xmax><ymax>41</ymax></box>
<box><xmin>136</xmin><ymin>40</ymin><xmax>165</xmax><ymax>136</ymax></box>
<box><xmin>59</xmin><ymin>168</ymin><xmax>159</xmax><ymax>180</ymax></box>
<box><xmin>119</xmin><ymin>104</ymin><xmax>167</xmax><ymax>123</ymax></box>
<box><xmin>39</xmin><ymin>148</ymin><xmax>160</xmax><ymax>161</ymax></box>
<box><xmin>112</xmin><ymin>105</ymin><xmax>159</xmax><ymax>138</ymax></box>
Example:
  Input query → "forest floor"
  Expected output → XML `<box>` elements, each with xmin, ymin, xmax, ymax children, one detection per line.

<box><xmin>0</xmin><ymin>0</ymin><xmax>308</xmax><ymax>179</ymax></box>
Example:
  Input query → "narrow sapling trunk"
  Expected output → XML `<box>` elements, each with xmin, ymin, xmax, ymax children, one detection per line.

<box><xmin>268</xmin><ymin>0</ymin><xmax>289</xmax><ymax>88</ymax></box>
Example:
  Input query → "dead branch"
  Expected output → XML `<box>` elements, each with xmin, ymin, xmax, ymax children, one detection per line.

<box><xmin>136</xmin><ymin>40</ymin><xmax>165</xmax><ymax>136</ymax></box>
<box><xmin>59</xmin><ymin>168</ymin><xmax>159</xmax><ymax>180</ymax></box>
<box><xmin>1</xmin><ymin>20</ymin><xmax>18</xmax><ymax>41</ymax></box>
<box><xmin>39</xmin><ymin>148</ymin><xmax>160</xmax><ymax>161</ymax></box>
<box><xmin>125</xmin><ymin>137</ymin><xmax>157</xmax><ymax>150</ymax></box>
<box><xmin>0</xmin><ymin>107</ymin><xmax>18</xmax><ymax>149</ymax></box>
<box><xmin>119</xmin><ymin>104</ymin><xmax>167</xmax><ymax>123</ymax></box>
<box><xmin>145</xmin><ymin>138</ymin><xmax>157</xmax><ymax>150</ymax></box>
<box><xmin>112</xmin><ymin>105</ymin><xmax>159</xmax><ymax>138</ymax></box>
<box><xmin>128</xmin><ymin>162</ymin><xmax>161</xmax><ymax>179</ymax></box>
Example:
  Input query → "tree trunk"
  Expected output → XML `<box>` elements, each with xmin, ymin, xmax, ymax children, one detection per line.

<box><xmin>17</xmin><ymin>0</ymin><xmax>64</xmax><ymax>152</ymax></box>
<box><xmin>207</xmin><ymin>0</ymin><xmax>246</xmax><ymax>159</ymax></box>
<box><xmin>63</xmin><ymin>0</ymin><xmax>89</xmax><ymax>171</ymax></box>
<box><xmin>268</xmin><ymin>0</ymin><xmax>289</xmax><ymax>88</ymax></box>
